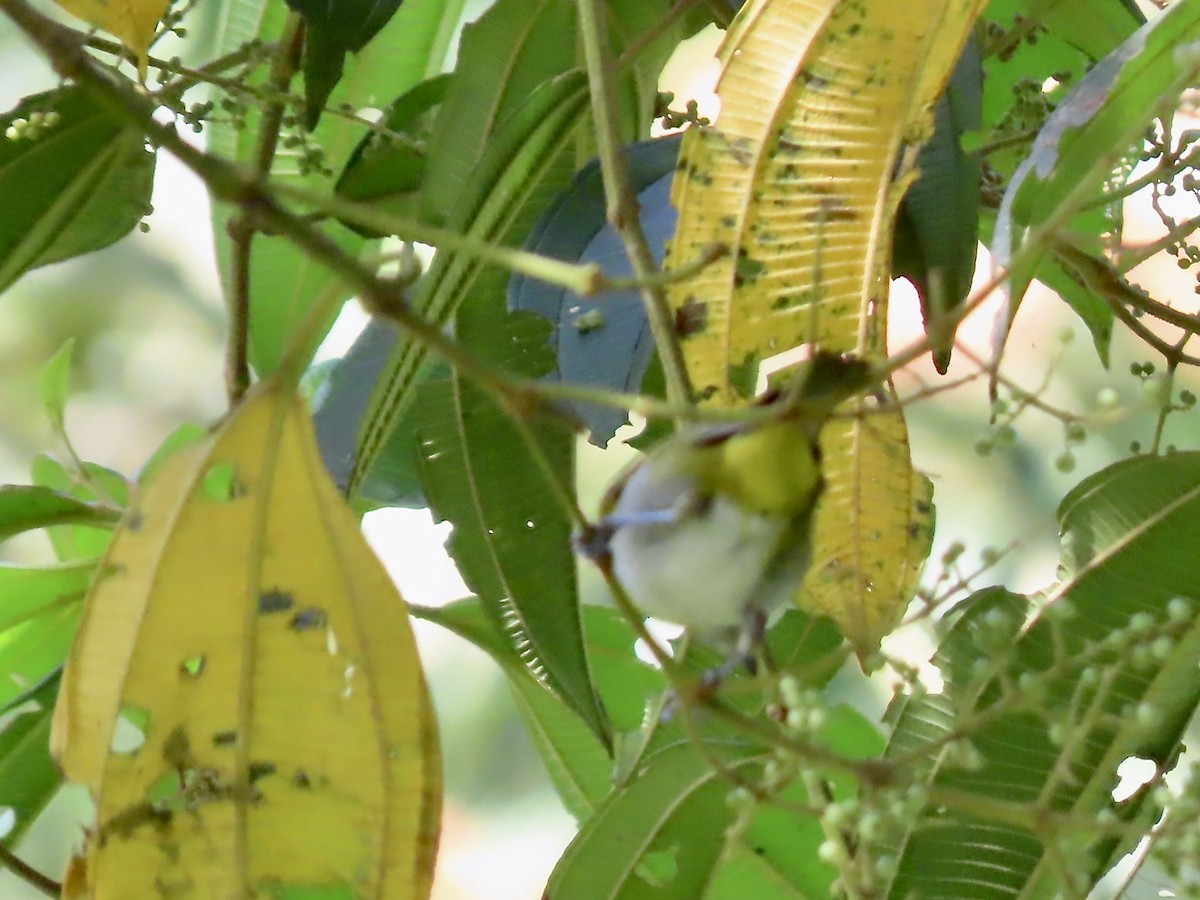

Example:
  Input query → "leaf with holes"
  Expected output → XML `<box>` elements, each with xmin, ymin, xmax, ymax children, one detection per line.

<box><xmin>663</xmin><ymin>0</ymin><xmax>977</xmax><ymax>656</ymax></box>
<box><xmin>51</xmin><ymin>376</ymin><xmax>441</xmax><ymax>898</ymax></box>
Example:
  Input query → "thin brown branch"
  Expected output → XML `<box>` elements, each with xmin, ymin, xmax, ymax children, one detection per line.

<box><xmin>224</xmin><ymin>15</ymin><xmax>303</xmax><ymax>406</ymax></box>
<box><xmin>0</xmin><ymin>844</ymin><xmax>59</xmax><ymax>897</ymax></box>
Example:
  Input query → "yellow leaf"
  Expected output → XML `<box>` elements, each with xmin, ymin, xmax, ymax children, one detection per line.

<box><xmin>665</xmin><ymin>0</ymin><xmax>983</xmax><ymax>655</ymax></box>
<box><xmin>51</xmin><ymin>377</ymin><xmax>441</xmax><ymax>898</ymax></box>
<box><xmin>803</xmin><ymin>408</ymin><xmax>936</xmax><ymax>654</ymax></box>
<box><xmin>51</xmin><ymin>0</ymin><xmax>167</xmax><ymax>74</ymax></box>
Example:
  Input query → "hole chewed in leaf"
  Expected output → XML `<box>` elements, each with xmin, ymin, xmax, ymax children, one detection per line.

<box><xmin>0</xmin><ymin>806</ymin><xmax>15</xmax><ymax>838</ymax></box>
<box><xmin>112</xmin><ymin>704</ymin><xmax>150</xmax><ymax>754</ymax></box>
<box><xmin>180</xmin><ymin>654</ymin><xmax>205</xmax><ymax>677</ymax></box>
<box><xmin>202</xmin><ymin>462</ymin><xmax>244</xmax><ymax>501</ymax></box>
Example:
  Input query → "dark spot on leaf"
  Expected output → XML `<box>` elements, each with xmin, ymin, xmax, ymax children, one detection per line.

<box><xmin>248</xmin><ymin>762</ymin><xmax>277</xmax><ymax>783</ymax></box>
<box><xmin>719</xmin><ymin>214</ymin><xmax>736</xmax><ymax>228</ymax></box>
<box><xmin>293</xmin><ymin>770</ymin><xmax>312</xmax><ymax>789</ymax></box>
<box><xmin>113</xmin><ymin>704</ymin><xmax>150</xmax><ymax>754</ymax></box>
<box><xmin>674</xmin><ymin>297</ymin><xmax>708</xmax><ymax>338</ymax></box>
<box><xmin>727</xmin><ymin>354</ymin><xmax>760</xmax><ymax>399</ymax></box>
<box><xmin>212</xmin><ymin>730</ymin><xmax>237</xmax><ymax>747</ymax></box>
<box><xmin>734</xmin><ymin>251</ymin><xmax>765</xmax><ymax>286</ymax></box>
<box><xmin>291</xmin><ymin>607</ymin><xmax>327</xmax><ymax>631</ymax></box>
<box><xmin>259</xmin><ymin>589</ymin><xmax>295</xmax><ymax>614</ymax></box>
<box><xmin>162</xmin><ymin>727</ymin><xmax>192</xmax><ymax>771</ymax></box>
<box><xmin>126</xmin><ymin>510</ymin><xmax>143</xmax><ymax>532</ymax></box>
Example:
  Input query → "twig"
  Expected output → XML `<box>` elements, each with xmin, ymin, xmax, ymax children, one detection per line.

<box><xmin>84</xmin><ymin>33</ymin><xmax>268</xmax><ymax>87</ymax></box>
<box><xmin>576</xmin><ymin>0</ymin><xmax>694</xmax><ymax>408</ymax></box>
<box><xmin>224</xmin><ymin>14</ymin><xmax>303</xmax><ymax>406</ymax></box>
<box><xmin>269</xmin><ymin>181</ymin><xmax>608</xmax><ymax>295</ymax></box>
<box><xmin>0</xmin><ymin>844</ymin><xmax>59</xmax><ymax>897</ymax></box>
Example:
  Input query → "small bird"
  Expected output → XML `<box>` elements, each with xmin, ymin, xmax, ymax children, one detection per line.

<box><xmin>576</xmin><ymin>353</ymin><xmax>875</xmax><ymax>663</ymax></box>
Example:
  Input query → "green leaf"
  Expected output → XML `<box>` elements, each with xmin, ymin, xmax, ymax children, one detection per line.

<box><xmin>284</xmin><ymin>0</ymin><xmax>406</xmax><ymax>128</ymax></box>
<box><xmin>137</xmin><ymin>423</ymin><xmax>209</xmax><ymax>482</ymax></box>
<box><xmin>885</xmin><ymin>454</ymin><xmax>1200</xmax><ymax>897</ymax></box>
<box><xmin>30</xmin><ymin>455</ymin><xmax>128</xmax><ymax>561</ymax></box>
<box><xmin>1041</xmin><ymin>242</ymin><xmax>1117</xmax><ymax>366</ymax></box>
<box><xmin>40</xmin><ymin>338</ymin><xmax>74</xmax><ymax>438</ymax></box>
<box><xmin>334</xmin><ymin>74</ymin><xmax>452</xmax><ymax>237</ymax></box>
<box><xmin>1023</xmin><ymin>0</ymin><xmax>1144</xmax><ymax>61</ymax></box>
<box><xmin>602</xmin><ymin>0</ymin><xmax>694</xmax><ymax>145</ymax></box>
<box><xmin>706</xmin><ymin>706</ymin><xmax>883</xmax><ymax>900</ymax></box>
<box><xmin>0</xmin><ymin>485</ymin><xmax>120</xmax><ymax>545</ymax></box>
<box><xmin>414</xmin><ymin>359</ymin><xmax>610</xmax><ymax>745</ymax></box>
<box><xmin>0</xmin><ymin>672</ymin><xmax>64</xmax><ymax>847</ymax></box>
<box><xmin>0</xmin><ymin>86</ymin><xmax>154</xmax><ymax>295</ymax></box>
<box><xmin>416</xmin><ymin>598</ymin><xmax>613</xmax><ymax>821</ymax></box>
<box><xmin>546</xmin><ymin>741</ymin><xmax>762</xmax><ymax>899</ymax></box>
<box><xmin>550</xmin><ymin>703</ymin><xmax>881</xmax><ymax>900</ymax></box>
<box><xmin>207</xmin><ymin>0</ymin><xmax>465</xmax><ymax>376</ymax></box>
<box><xmin>993</xmin><ymin>2</ymin><xmax>1200</xmax><ymax>353</ymax></box>
<box><xmin>893</xmin><ymin>35</ymin><xmax>982</xmax><ymax>374</ymax></box>
<box><xmin>350</xmin><ymin>71</ymin><xmax>588</xmax><ymax>496</ymax></box>
<box><xmin>419</xmin><ymin>0</ymin><xmax>580</xmax><ymax>225</ymax></box>
<box><xmin>313</xmin><ymin>320</ymin><xmax>437</xmax><ymax>508</ymax></box>
<box><xmin>0</xmin><ymin>562</ymin><xmax>93</xmax><ymax>711</ymax></box>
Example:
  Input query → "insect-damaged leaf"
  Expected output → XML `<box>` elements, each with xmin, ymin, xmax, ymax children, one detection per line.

<box><xmin>663</xmin><ymin>0</ymin><xmax>979</xmax><ymax>657</ymax></box>
<box><xmin>51</xmin><ymin>377</ymin><xmax>441</xmax><ymax>898</ymax></box>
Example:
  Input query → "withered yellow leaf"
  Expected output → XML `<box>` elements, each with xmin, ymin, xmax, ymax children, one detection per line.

<box><xmin>665</xmin><ymin>0</ymin><xmax>981</xmax><ymax>657</ymax></box>
<box><xmin>52</xmin><ymin>377</ymin><xmax>441</xmax><ymax>898</ymax></box>
<box><xmin>52</xmin><ymin>0</ymin><xmax>167</xmax><ymax>74</ymax></box>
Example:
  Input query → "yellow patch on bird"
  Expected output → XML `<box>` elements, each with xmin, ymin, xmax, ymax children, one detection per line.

<box><xmin>712</xmin><ymin>421</ymin><xmax>821</xmax><ymax>517</ymax></box>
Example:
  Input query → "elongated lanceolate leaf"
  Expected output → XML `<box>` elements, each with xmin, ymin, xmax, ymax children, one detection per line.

<box><xmin>992</xmin><ymin>1</ymin><xmax>1200</xmax><ymax>363</ymax></box>
<box><xmin>885</xmin><ymin>454</ymin><xmax>1200</xmax><ymax>898</ymax></box>
<box><xmin>665</xmin><ymin>0</ymin><xmax>976</xmax><ymax>655</ymax></box>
